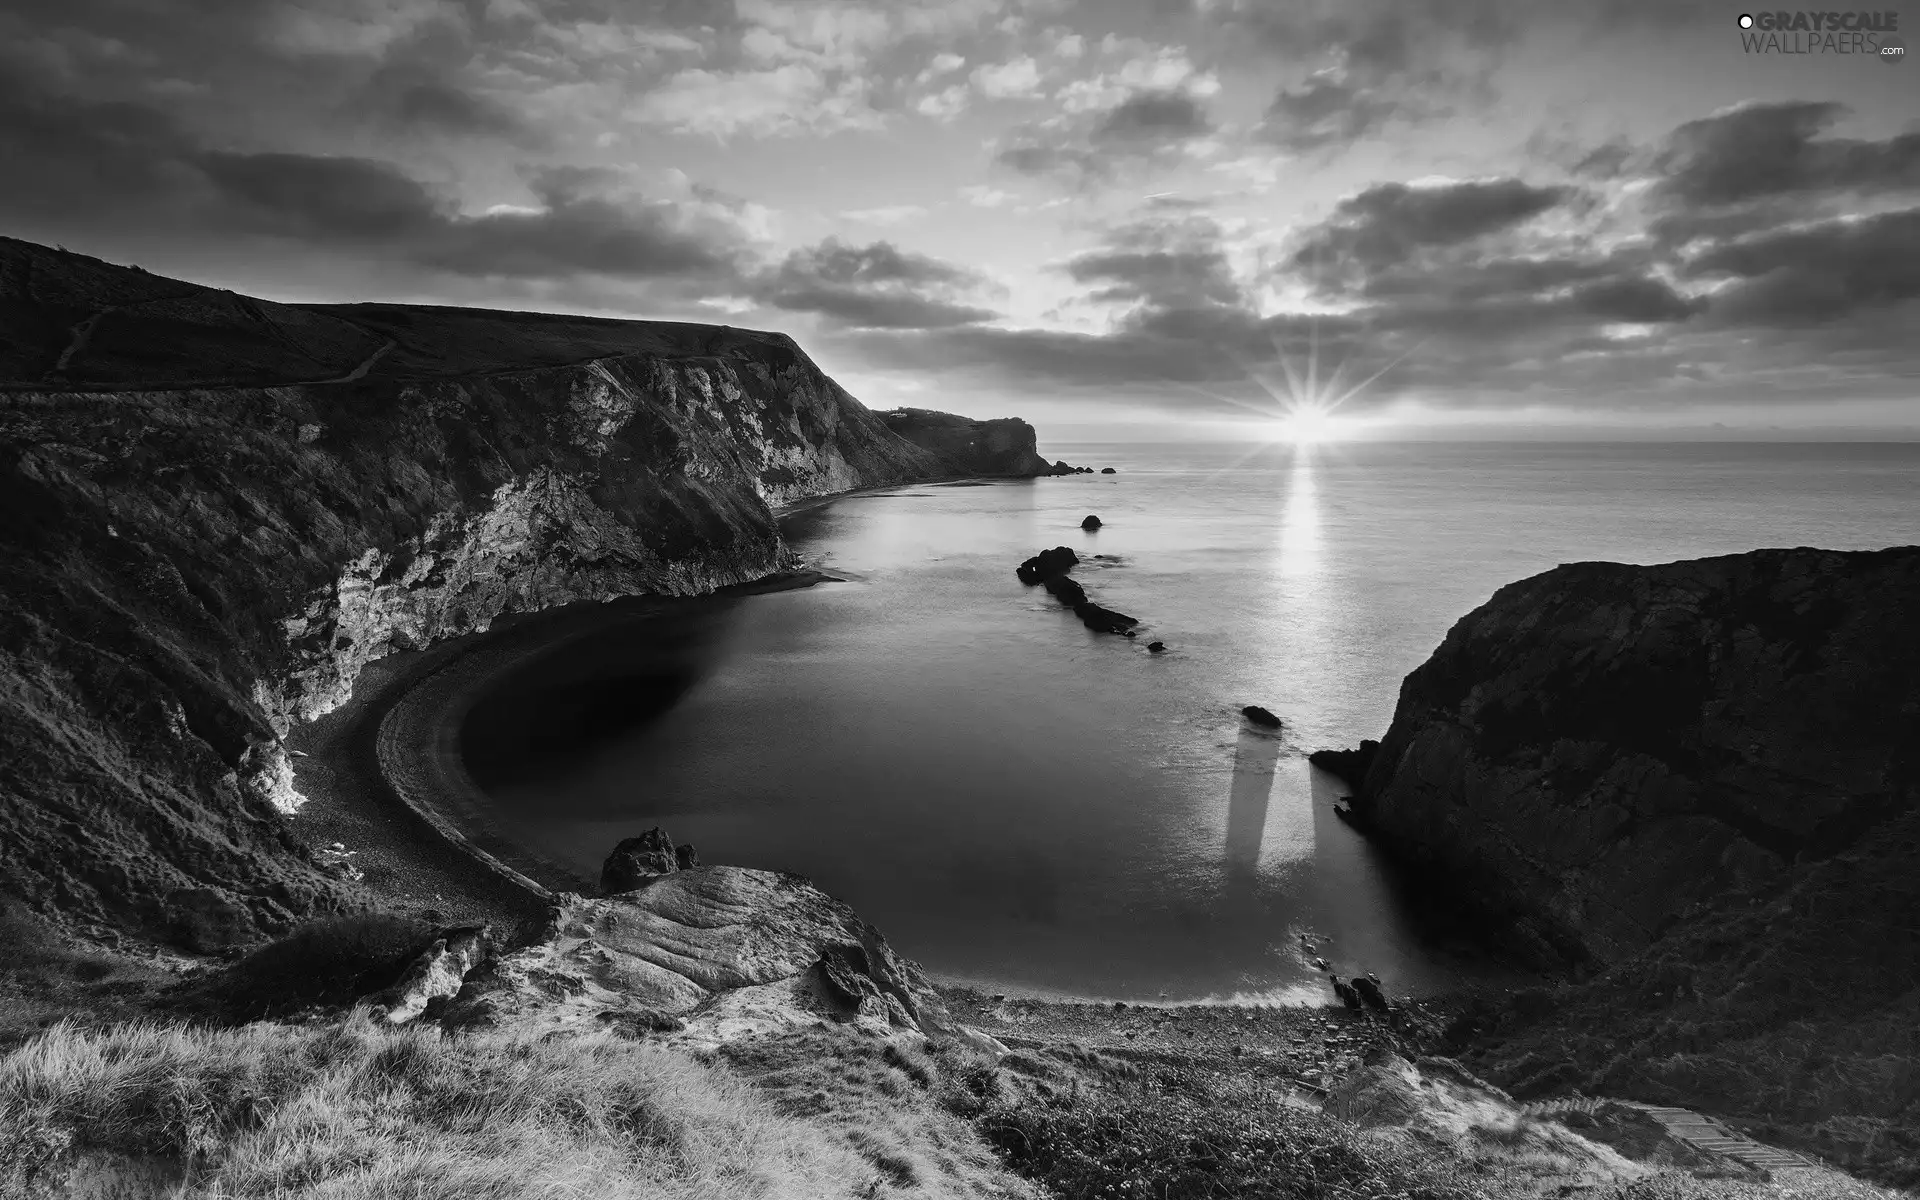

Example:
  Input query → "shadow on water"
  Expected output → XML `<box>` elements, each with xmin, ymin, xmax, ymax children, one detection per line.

<box><xmin>461</xmin><ymin>604</ymin><xmax>741</xmax><ymax>790</ymax></box>
<box><xmin>1225</xmin><ymin>728</ymin><xmax>1283</xmax><ymax>880</ymax></box>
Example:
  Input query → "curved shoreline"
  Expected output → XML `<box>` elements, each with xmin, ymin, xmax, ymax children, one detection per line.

<box><xmin>296</xmin><ymin>475</ymin><xmax>1042</xmax><ymax>930</ymax></box>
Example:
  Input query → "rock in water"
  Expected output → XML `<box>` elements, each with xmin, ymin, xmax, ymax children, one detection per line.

<box><xmin>1148</xmin><ymin>641</ymin><xmax>1166</xmax><ymax>653</ymax></box>
<box><xmin>1100</xmin><ymin>467</ymin><xmax>1117</xmax><ymax>474</ymax></box>
<box><xmin>1347</xmin><ymin>547</ymin><xmax>1920</xmax><ymax>967</ymax></box>
<box><xmin>603</xmin><ymin>828</ymin><xmax>681</xmax><ymax>894</ymax></box>
<box><xmin>1017</xmin><ymin>546</ymin><xmax>1080</xmax><ymax>584</ymax></box>
<box><xmin>1242</xmin><ymin>706</ymin><xmax>1283</xmax><ymax>729</ymax></box>
<box><xmin>1309</xmin><ymin>742</ymin><xmax>1381</xmax><ymax>791</ymax></box>
<box><xmin>1081</xmin><ymin>514</ymin><xmax>1102</xmax><ymax>530</ymax></box>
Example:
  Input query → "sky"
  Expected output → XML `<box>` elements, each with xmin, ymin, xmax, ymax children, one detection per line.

<box><xmin>2</xmin><ymin>0</ymin><xmax>1916</xmax><ymax>441</ymax></box>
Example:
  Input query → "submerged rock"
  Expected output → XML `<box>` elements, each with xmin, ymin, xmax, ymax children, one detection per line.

<box><xmin>1242</xmin><ymin>706</ymin><xmax>1283</xmax><ymax>729</ymax></box>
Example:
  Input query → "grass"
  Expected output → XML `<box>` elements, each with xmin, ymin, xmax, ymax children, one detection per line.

<box><xmin>0</xmin><ymin>896</ymin><xmax>173</xmax><ymax>1052</ymax></box>
<box><xmin>1432</xmin><ymin>809</ymin><xmax>1920</xmax><ymax>1189</ymax></box>
<box><xmin>0</xmin><ymin>1016</ymin><xmax>934</xmax><ymax>1199</ymax></box>
<box><xmin>173</xmin><ymin>913</ymin><xmax>446</xmax><ymax>1022</ymax></box>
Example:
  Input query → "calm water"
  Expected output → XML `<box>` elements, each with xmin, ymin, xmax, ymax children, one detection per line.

<box><xmin>464</xmin><ymin>442</ymin><xmax>1920</xmax><ymax>1003</ymax></box>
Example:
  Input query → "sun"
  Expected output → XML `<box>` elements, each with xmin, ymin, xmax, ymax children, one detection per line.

<box><xmin>1270</xmin><ymin>402</ymin><xmax>1337</xmax><ymax>445</ymax></box>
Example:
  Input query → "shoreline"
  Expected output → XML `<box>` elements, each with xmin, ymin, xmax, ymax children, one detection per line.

<box><xmin>287</xmin><ymin>474</ymin><xmax>1038</xmax><ymax>946</ymax></box>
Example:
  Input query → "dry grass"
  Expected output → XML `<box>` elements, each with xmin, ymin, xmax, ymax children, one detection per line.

<box><xmin>0</xmin><ymin>897</ymin><xmax>173</xmax><ymax>1052</ymax></box>
<box><xmin>0</xmin><ymin>1017</ymin><xmax>937</xmax><ymax>1199</ymax></box>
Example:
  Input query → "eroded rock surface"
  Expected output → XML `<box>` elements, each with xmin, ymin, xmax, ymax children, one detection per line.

<box><xmin>0</xmin><ymin>237</ymin><xmax>963</xmax><ymax>948</ymax></box>
<box><xmin>451</xmin><ymin>866</ymin><xmax>1001</xmax><ymax>1052</ymax></box>
<box><xmin>1346</xmin><ymin>547</ymin><xmax>1920</xmax><ymax>965</ymax></box>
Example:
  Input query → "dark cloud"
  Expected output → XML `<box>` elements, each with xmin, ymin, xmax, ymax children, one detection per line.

<box><xmin>1092</xmin><ymin>89</ymin><xmax>1212</xmax><ymax>143</ymax></box>
<box><xmin>1290</xmin><ymin>178</ymin><xmax>1573</xmax><ymax>277</ymax></box>
<box><xmin>1684</xmin><ymin>208</ymin><xmax>1920</xmax><ymax>326</ymax></box>
<box><xmin>1063</xmin><ymin>211</ymin><xmax>1246</xmax><ymax>312</ymax></box>
<box><xmin>754</xmin><ymin>238</ymin><xmax>998</xmax><ymax>330</ymax></box>
<box><xmin>996</xmin><ymin>87</ymin><xmax>1215</xmax><ymax>186</ymax></box>
<box><xmin>1213</xmin><ymin>0</ymin><xmax>1518</xmax><ymax>151</ymax></box>
<box><xmin>1654</xmin><ymin>101</ymin><xmax>1920</xmax><ymax>209</ymax></box>
<box><xmin>0</xmin><ymin>77</ymin><xmax>743</xmax><ymax>283</ymax></box>
<box><xmin>360</xmin><ymin>67</ymin><xmax>531</xmax><ymax>140</ymax></box>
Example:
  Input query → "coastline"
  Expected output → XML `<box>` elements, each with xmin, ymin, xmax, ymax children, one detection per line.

<box><xmin>287</xmin><ymin>474</ymin><xmax>1030</xmax><ymax>947</ymax></box>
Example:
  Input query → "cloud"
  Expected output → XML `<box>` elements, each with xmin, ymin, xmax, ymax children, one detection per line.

<box><xmin>632</xmin><ymin>64</ymin><xmax>883</xmax><ymax>137</ymax></box>
<box><xmin>1290</xmin><ymin>178</ymin><xmax>1573</xmax><ymax>278</ymax></box>
<box><xmin>841</xmin><ymin>204</ymin><xmax>929</xmax><ymax>225</ymax></box>
<box><xmin>971</xmin><ymin>55</ymin><xmax>1043</xmax><ymax>98</ymax></box>
<box><xmin>1202</xmin><ymin>0</ymin><xmax>1518</xmax><ymax>151</ymax></box>
<box><xmin>1652</xmin><ymin>101</ymin><xmax>1920</xmax><ymax>209</ymax></box>
<box><xmin>1683</xmin><ymin>208</ymin><xmax>1920</xmax><ymax>326</ymax></box>
<box><xmin>1091</xmin><ymin>88</ymin><xmax>1211</xmax><ymax>143</ymax></box>
<box><xmin>753</xmin><ymin>237</ymin><xmax>1000</xmax><ymax>329</ymax></box>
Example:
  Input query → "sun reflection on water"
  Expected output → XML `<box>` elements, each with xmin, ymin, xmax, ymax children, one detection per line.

<box><xmin>1276</xmin><ymin>446</ymin><xmax>1320</xmax><ymax>579</ymax></box>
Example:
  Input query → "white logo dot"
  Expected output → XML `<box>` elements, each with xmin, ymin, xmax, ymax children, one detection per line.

<box><xmin>1738</xmin><ymin>13</ymin><xmax>1754</xmax><ymax>27</ymax></box>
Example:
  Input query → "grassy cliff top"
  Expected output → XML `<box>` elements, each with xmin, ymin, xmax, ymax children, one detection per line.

<box><xmin>0</xmin><ymin>236</ymin><xmax>800</xmax><ymax>391</ymax></box>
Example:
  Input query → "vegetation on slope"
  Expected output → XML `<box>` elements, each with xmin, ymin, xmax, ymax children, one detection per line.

<box><xmin>1438</xmin><ymin>808</ymin><xmax>1920</xmax><ymax>1188</ymax></box>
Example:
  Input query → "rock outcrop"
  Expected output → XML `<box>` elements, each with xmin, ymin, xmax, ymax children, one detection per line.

<box><xmin>1343</xmin><ymin>547</ymin><xmax>1920</xmax><ymax>966</ymax></box>
<box><xmin>1017</xmin><ymin>546</ymin><xmax>1079</xmax><ymax>584</ymax></box>
<box><xmin>1016</xmin><ymin>545</ymin><xmax>1140</xmax><ymax>635</ymax></box>
<box><xmin>1242</xmin><ymin>706</ymin><xmax>1282</xmax><ymax>729</ymax></box>
<box><xmin>880</xmin><ymin>408</ymin><xmax>1079</xmax><ymax>477</ymax></box>
<box><xmin>1309</xmin><ymin>741</ymin><xmax>1380</xmax><ymax>789</ymax></box>
<box><xmin>366</xmin><ymin>925</ymin><xmax>489</xmax><ymax>1024</ymax></box>
<box><xmin>450</xmin><ymin>865</ymin><xmax>1001</xmax><ymax>1052</ymax></box>
<box><xmin>602</xmin><ymin>828</ymin><xmax>701</xmax><ymax>894</ymax></box>
<box><xmin>1081</xmin><ymin>515</ymin><xmax>1102</xmax><ymax>530</ymax></box>
<box><xmin>0</xmin><ymin>236</ymin><xmax>975</xmax><ymax>949</ymax></box>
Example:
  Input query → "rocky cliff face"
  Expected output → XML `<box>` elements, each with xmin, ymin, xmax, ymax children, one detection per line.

<box><xmin>1348</xmin><ymin>546</ymin><xmax>1920</xmax><ymax>966</ymax></box>
<box><xmin>0</xmin><ymin>237</ymin><xmax>958</xmax><ymax>950</ymax></box>
<box><xmin>880</xmin><ymin>407</ymin><xmax>1069</xmax><ymax>477</ymax></box>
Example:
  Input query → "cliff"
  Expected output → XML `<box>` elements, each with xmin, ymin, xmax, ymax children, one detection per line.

<box><xmin>1346</xmin><ymin>546</ymin><xmax>1920</xmax><ymax>967</ymax></box>
<box><xmin>879</xmin><ymin>407</ymin><xmax>1072</xmax><ymax>477</ymax></box>
<box><xmin>0</xmin><ymin>236</ymin><xmax>984</xmax><ymax>951</ymax></box>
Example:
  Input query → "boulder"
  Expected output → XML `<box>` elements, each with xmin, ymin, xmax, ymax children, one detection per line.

<box><xmin>1081</xmin><ymin>514</ymin><xmax>1102</xmax><ymax>530</ymax></box>
<box><xmin>602</xmin><ymin>828</ymin><xmax>694</xmax><ymax>895</ymax></box>
<box><xmin>367</xmin><ymin>925</ymin><xmax>489</xmax><ymax>1024</ymax></box>
<box><xmin>674</xmin><ymin>843</ymin><xmax>701</xmax><ymax>870</ymax></box>
<box><xmin>1147</xmin><ymin>641</ymin><xmax>1165</xmax><ymax>653</ymax></box>
<box><xmin>1017</xmin><ymin>546</ymin><xmax>1080</xmax><ymax>584</ymax></box>
<box><xmin>1100</xmin><ymin>467</ymin><xmax>1117</xmax><ymax>474</ymax></box>
<box><xmin>1351</xmin><ymin>975</ymin><xmax>1391</xmax><ymax>1012</ymax></box>
<box><xmin>1242</xmin><ymin>706</ymin><xmax>1283</xmax><ymax>729</ymax></box>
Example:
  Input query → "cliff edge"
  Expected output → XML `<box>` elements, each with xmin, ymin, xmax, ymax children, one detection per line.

<box><xmin>0</xmin><ymin>236</ymin><xmax>1012</xmax><ymax>952</ymax></box>
<box><xmin>879</xmin><ymin>407</ymin><xmax>1073</xmax><ymax>477</ymax></box>
<box><xmin>1348</xmin><ymin>545</ymin><xmax>1920</xmax><ymax>966</ymax></box>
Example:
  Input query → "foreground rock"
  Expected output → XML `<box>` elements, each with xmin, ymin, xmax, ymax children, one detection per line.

<box><xmin>880</xmin><ymin>407</ymin><xmax>1082</xmax><ymax>477</ymax></box>
<box><xmin>0</xmin><ymin>236</ymin><xmax>974</xmax><ymax>949</ymax></box>
<box><xmin>1345</xmin><ymin>546</ymin><xmax>1920</xmax><ymax>967</ymax></box>
<box><xmin>365</xmin><ymin>925</ymin><xmax>489</xmax><ymax>1024</ymax></box>
<box><xmin>449</xmin><ymin>865</ymin><xmax>1002</xmax><ymax>1052</ymax></box>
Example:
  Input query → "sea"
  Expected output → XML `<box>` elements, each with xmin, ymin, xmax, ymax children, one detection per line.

<box><xmin>460</xmin><ymin>441</ymin><xmax>1920</xmax><ymax>1004</ymax></box>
